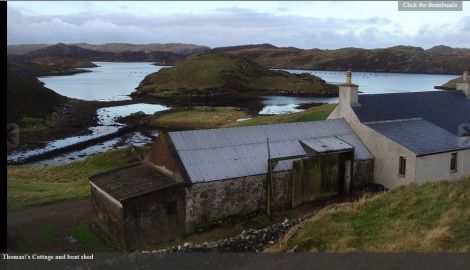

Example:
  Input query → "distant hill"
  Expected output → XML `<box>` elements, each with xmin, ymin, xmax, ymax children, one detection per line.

<box><xmin>134</xmin><ymin>52</ymin><xmax>338</xmax><ymax>103</ymax></box>
<box><xmin>7</xmin><ymin>54</ymin><xmax>94</xmax><ymax>76</ymax></box>
<box><xmin>213</xmin><ymin>44</ymin><xmax>470</xmax><ymax>74</ymax></box>
<box><xmin>7</xmin><ymin>57</ymin><xmax>67</xmax><ymax>124</ymax></box>
<box><xmin>24</xmin><ymin>43</ymin><xmax>113</xmax><ymax>60</ymax></box>
<box><xmin>74</xmin><ymin>43</ymin><xmax>210</xmax><ymax>56</ymax></box>
<box><xmin>8</xmin><ymin>42</ymin><xmax>210</xmax><ymax>56</ymax></box>
<box><xmin>19</xmin><ymin>43</ymin><xmax>184</xmax><ymax>65</ymax></box>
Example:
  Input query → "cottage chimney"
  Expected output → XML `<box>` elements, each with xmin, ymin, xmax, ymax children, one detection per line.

<box><xmin>456</xmin><ymin>71</ymin><xmax>470</xmax><ymax>97</ymax></box>
<box><xmin>339</xmin><ymin>70</ymin><xmax>359</xmax><ymax>106</ymax></box>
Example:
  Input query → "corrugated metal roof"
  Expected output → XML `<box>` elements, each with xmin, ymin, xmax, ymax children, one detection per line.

<box><xmin>366</xmin><ymin>118</ymin><xmax>469</xmax><ymax>155</ymax></box>
<box><xmin>169</xmin><ymin>119</ymin><xmax>374</xmax><ymax>183</ymax></box>
<box><xmin>300</xmin><ymin>137</ymin><xmax>354</xmax><ymax>153</ymax></box>
<box><xmin>353</xmin><ymin>90</ymin><xmax>470</xmax><ymax>136</ymax></box>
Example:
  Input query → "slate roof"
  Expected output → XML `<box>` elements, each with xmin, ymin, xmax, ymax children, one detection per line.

<box><xmin>168</xmin><ymin>119</ymin><xmax>373</xmax><ymax>183</ymax></box>
<box><xmin>353</xmin><ymin>90</ymin><xmax>470</xmax><ymax>136</ymax></box>
<box><xmin>367</xmin><ymin>119</ymin><xmax>469</xmax><ymax>156</ymax></box>
<box><xmin>90</xmin><ymin>163</ymin><xmax>181</xmax><ymax>202</ymax></box>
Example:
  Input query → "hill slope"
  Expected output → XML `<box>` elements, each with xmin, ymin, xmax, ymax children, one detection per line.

<box><xmin>9</xmin><ymin>43</ymin><xmax>210</xmax><ymax>56</ymax></box>
<box><xmin>281</xmin><ymin>178</ymin><xmax>470</xmax><ymax>252</ymax></box>
<box><xmin>215</xmin><ymin>44</ymin><xmax>470</xmax><ymax>74</ymax></box>
<box><xmin>134</xmin><ymin>52</ymin><xmax>338</xmax><ymax>103</ymax></box>
<box><xmin>439</xmin><ymin>76</ymin><xmax>464</xmax><ymax>90</ymax></box>
<box><xmin>21</xmin><ymin>43</ymin><xmax>184</xmax><ymax>64</ymax></box>
<box><xmin>7</xmin><ymin>57</ymin><xmax>67</xmax><ymax>124</ymax></box>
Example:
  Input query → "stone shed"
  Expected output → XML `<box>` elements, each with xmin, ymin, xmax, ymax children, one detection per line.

<box><xmin>90</xmin><ymin>118</ymin><xmax>374</xmax><ymax>250</ymax></box>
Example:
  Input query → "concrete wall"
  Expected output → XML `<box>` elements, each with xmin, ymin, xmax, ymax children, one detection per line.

<box><xmin>90</xmin><ymin>184</ymin><xmax>127</xmax><ymax>248</ymax></box>
<box><xmin>185</xmin><ymin>171</ymin><xmax>291</xmax><ymax>232</ymax></box>
<box><xmin>328</xmin><ymin>101</ymin><xmax>417</xmax><ymax>188</ymax></box>
<box><xmin>123</xmin><ymin>185</ymin><xmax>186</xmax><ymax>250</ymax></box>
<box><xmin>415</xmin><ymin>149</ymin><xmax>470</xmax><ymax>183</ymax></box>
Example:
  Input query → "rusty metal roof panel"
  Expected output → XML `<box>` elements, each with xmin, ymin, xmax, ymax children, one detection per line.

<box><xmin>169</xmin><ymin>119</ymin><xmax>374</xmax><ymax>183</ymax></box>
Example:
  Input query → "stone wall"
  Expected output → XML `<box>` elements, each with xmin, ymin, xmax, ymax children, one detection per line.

<box><xmin>123</xmin><ymin>185</ymin><xmax>186</xmax><ymax>250</ymax></box>
<box><xmin>90</xmin><ymin>185</ymin><xmax>127</xmax><ymax>248</ymax></box>
<box><xmin>185</xmin><ymin>171</ymin><xmax>291</xmax><ymax>232</ymax></box>
<box><xmin>352</xmin><ymin>159</ymin><xmax>374</xmax><ymax>187</ymax></box>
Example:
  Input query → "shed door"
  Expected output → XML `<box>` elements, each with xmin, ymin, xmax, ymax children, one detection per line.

<box><xmin>292</xmin><ymin>154</ymin><xmax>340</xmax><ymax>207</ymax></box>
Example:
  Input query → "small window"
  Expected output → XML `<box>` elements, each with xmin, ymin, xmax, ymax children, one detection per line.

<box><xmin>399</xmin><ymin>156</ymin><xmax>406</xmax><ymax>176</ymax></box>
<box><xmin>166</xmin><ymin>201</ymin><xmax>177</xmax><ymax>216</ymax></box>
<box><xmin>450</xmin><ymin>153</ymin><xmax>458</xmax><ymax>172</ymax></box>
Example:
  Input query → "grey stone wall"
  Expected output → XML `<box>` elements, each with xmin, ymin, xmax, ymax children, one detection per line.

<box><xmin>123</xmin><ymin>185</ymin><xmax>186</xmax><ymax>250</ymax></box>
<box><xmin>185</xmin><ymin>171</ymin><xmax>291</xmax><ymax>232</ymax></box>
<box><xmin>352</xmin><ymin>159</ymin><xmax>374</xmax><ymax>187</ymax></box>
<box><xmin>90</xmin><ymin>186</ymin><xmax>127</xmax><ymax>248</ymax></box>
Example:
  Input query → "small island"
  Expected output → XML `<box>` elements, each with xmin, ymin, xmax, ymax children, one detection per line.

<box><xmin>133</xmin><ymin>52</ymin><xmax>338</xmax><ymax>104</ymax></box>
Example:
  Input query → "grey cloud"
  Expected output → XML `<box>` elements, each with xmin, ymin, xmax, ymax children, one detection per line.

<box><xmin>7</xmin><ymin>6</ymin><xmax>469</xmax><ymax>49</ymax></box>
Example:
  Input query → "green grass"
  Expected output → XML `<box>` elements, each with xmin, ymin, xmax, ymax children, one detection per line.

<box><xmin>282</xmin><ymin>177</ymin><xmax>470</xmax><ymax>252</ymax></box>
<box><xmin>7</xmin><ymin>147</ymin><xmax>146</xmax><ymax>212</ymax></box>
<box><xmin>15</xmin><ymin>223</ymin><xmax>114</xmax><ymax>252</ymax></box>
<box><xmin>233</xmin><ymin>104</ymin><xmax>336</xmax><ymax>127</ymax></box>
<box><xmin>151</xmin><ymin>107</ymin><xmax>251</xmax><ymax>129</ymax></box>
<box><xmin>150</xmin><ymin>104</ymin><xmax>337</xmax><ymax>130</ymax></box>
<box><xmin>69</xmin><ymin>224</ymin><xmax>114</xmax><ymax>251</ymax></box>
<box><xmin>20</xmin><ymin>117</ymin><xmax>55</xmax><ymax>132</ymax></box>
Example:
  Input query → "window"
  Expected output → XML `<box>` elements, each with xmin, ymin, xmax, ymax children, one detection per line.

<box><xmin>450</xmin><ymin>153</ymin><xmax>458</xmax><ymax>172</ymax></box>
<box><xmin>399</xmin><ymin>156</ymin><xmax>406</xmax><ymax>176</ymax></box>
<box><xmin>166</xmin><ymin>201</ymin><xmax>177</xmax><ymax>216</ymax></box>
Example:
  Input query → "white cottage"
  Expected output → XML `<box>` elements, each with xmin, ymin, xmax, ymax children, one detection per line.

<box><xmin>328</xmin><ymin>71</ymin><xmax>470</xmax><ymax>188</ymax></box>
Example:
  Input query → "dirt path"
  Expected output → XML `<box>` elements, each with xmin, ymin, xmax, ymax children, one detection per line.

<box><xmin>7</xmin><ymin>199</ymin><xmax>93</xmax><ymax>251</ymax></box>
<box><xmin>7</xmin><ymin>199</ymin><xmax>91</xmax><ymax>228</ymax></box>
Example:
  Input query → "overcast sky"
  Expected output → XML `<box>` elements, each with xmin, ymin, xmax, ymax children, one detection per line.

<box><xmin>7</xmin><ymin>1</ymin><xmax>470</xmax><ymax>49</ymax></box>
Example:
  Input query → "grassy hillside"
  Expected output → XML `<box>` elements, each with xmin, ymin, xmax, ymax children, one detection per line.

<box><xmin>7</xmin><ymin>57</ymin><xmax>68</xmax><ymax>124</ymax></box>
<box><xmin>281</xmin><ymin>178</ymin><xmax>470</xmax><ymax>252</ymax></box>
<box><xmin>149</xmin><ymin>104</ymin><xmax>336</xmax><ymax>130</ymax></box>
<box><xmin>9</xmin><ymin>42</ymin><xmax>210</xmax><ymax>56</ymax></box>
<box><xmin>19</xmin><ymin>43</ymin><xmax>186</xmax><ymax>64</ymax></box>
<box><xmin>441</xmin><ymin>76</ymin><xmax>463</xmax><ymax>89</ymax></box>
<box><xmin>7</xmin><ymin>147</ymin><xmax>145</xmax><ymax>212</ymax></box>
<box><xmin>217</xmin><ymin>44</ymin><xmax>470</xmax><ymax>74</ymax></box>
<box><xmin>135</xmin><ymin>52</ymin><xmax>338</xmax><ymax>102</ymax></box>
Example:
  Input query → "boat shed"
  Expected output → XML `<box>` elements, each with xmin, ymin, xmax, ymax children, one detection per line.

<box><xmin>90</xmin><ymin>118</ymin><xmax>374</xmax><ymax>250</ymax></box>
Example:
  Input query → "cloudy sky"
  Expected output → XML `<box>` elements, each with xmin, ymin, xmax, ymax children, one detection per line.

<box><xmin>7</xmin><ymin>1</ymin><xmax>470</xmax><ymax>49</ymax></box>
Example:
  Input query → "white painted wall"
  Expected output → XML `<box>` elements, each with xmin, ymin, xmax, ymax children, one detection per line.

<box><xmin>415</xmin><ymin>149</ymin><xmax>470</xmax><ymax>183</ymax></box>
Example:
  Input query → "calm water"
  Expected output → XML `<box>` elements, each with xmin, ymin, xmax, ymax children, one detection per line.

<box><xmin>39</xmin><ymin>62</ymin><xmax>166</xmax><ymax>101</ymax></box>
<box><xmin>16</xmin><ymin>62</ymin><xmax>458</xmax><ymax>164</ymax></box>
<box><xmin>262</xmin><ymin>69</ymin><xmax>457</xmax><ymax>114</ymax></box>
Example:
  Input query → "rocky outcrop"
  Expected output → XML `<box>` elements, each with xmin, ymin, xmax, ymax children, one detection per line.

<box><xmin>134</xmin><ymin>52</ymin><xmax>338</xmax><ymax>104</ymax></box>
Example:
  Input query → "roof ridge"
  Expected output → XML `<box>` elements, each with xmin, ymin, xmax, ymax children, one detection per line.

<box><xmin>364</xmin><ymin>118</ymin><xmax>423</xmax><ymax>125</ymax></box>
<box><xmin>360</xmin><ymin>90</ymin><xmax>446</xmax><ymax>97</ymax></box>
<box><xmin>168</xmin><ymin>118</ymin><xmax>344</xmax><ymax>135</ymax></box>
<box><xmin>174</xmin><ymin>133</ymin><xmax>353</xmax><ymax>152</ymax></box>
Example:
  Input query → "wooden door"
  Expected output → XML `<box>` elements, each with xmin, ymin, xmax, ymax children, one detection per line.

<box><xmin>292</xmin><ymin>154</ymin><xmax>340</xmax><ymax>207</ymax></box>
